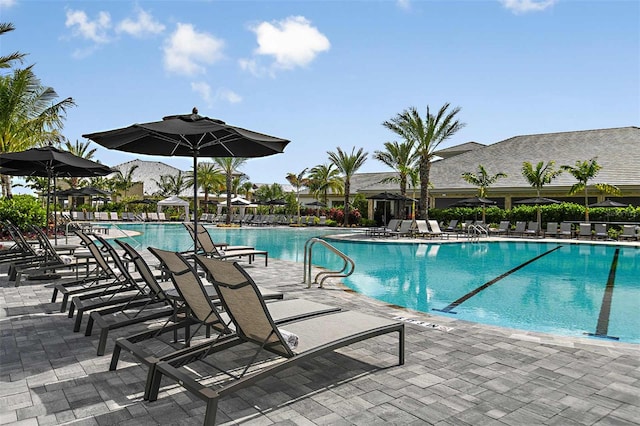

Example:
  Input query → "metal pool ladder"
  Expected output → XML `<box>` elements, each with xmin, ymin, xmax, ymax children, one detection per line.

<box><xmin>303</xmin><ymin>237</ymin><xmax>355</xmax><ymax>288</ymax></box>
<box><xmin>466</xmin><ymin>224</ymin><xmax>488</xmax><ymax>241</ymax></box>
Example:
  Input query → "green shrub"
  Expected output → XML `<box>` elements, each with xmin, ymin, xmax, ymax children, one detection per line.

<box><xmin>0</xmin><ymin>195</ymin><xmax>47</xmax><ymax>230</ymax></box>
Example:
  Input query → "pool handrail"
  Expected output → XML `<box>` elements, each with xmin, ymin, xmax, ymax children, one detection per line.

<box><xmin>303</xmin><ymin>237</ymin><xmax>355</xmax><ymax>288</ymax></box>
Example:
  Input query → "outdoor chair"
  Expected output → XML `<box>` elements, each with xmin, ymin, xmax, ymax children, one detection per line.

<box><xmin>389</xmin><ymin>220</ymin><xmax>415</xmax><ymax>238</ymax></box>
<box><xmin>9</xmin><ymin>224</ymin><xmax>80</xmax><ymax>286</ymax></box>
<box><xmin>146</xmin><ymin>255</ymin><xmax>405</xmax><ymax>424</ymax></box>
<box><xmin>109</xmin><ymin>212</ymin><xmax>119</xmax><ymax>221</ymax></box>
<box><xmin>578</xmin><ymin>223</ymin><xmax>592</xmax><ymax>240</ymax></box>
<box><xmin>119</xmin><ymin>248</ymin><xmax>335</xmax><ymax>400</ymax></box>
<box><xmin>490</xmin><ymin>221</ymin><xmax>510</xmax><ymax>236</ymax></box>
<box><xmin>0</xmin><ymin>221</ymin><xmax>43</xmax><ymax>265</ymax></box>
<box><xmin>559</xmin><ymin>222</ymin><xmax>573</xmax><ymax>238</ymax></box>
<box><xmin>444</xmin><ymin>219</ymin><xmax>459</xmax><ymax>232</ymax></box>
<box><xmin>510</xmin><ymin>221</ymin><xmax>527</xmax><ymax>237</ymax></box>
<box><xmin>544</xmin><ymin>222</ymin><xmax>559</xmax><ymax>238</ymax></box>
<box><xmin>426</xmin><ymin>220</ymin><xmax>449</xmax><ymax>239</ymax></box>
<box><xmin>594</xmin><ymin>223</ymin><xmax>608</xmax><ymax>239</ymax></box>
<box><xmin>619</xmin><ymin>225</ymin><xmax>638</xmax><ymax>241</ymax></box>
<box><xmin>524</xmin><ymin>221</ymin><xmax>539</xmax><ymax>237</ymax></box>
<box><xmin>183</xmin><ymin>223</ymin><xmax>253</xmax><ymax>255</ymax></box>
<box><xmin>50</xmin><ymin>231</ymin><xmax>128</xmax><ymax>312</ymax></box>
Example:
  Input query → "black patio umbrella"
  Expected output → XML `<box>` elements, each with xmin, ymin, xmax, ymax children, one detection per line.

<box><xmin>266</xmin><ymin>198</ymin><xmax>287</xmax><ymax>205</ymax></box>
<box><xmin>0</xmin><ymin>145</ymin><xmax>113</xmax><ymax>241</ymax></box>
<box><xmin>83</xmin><ymin>109</ymin><xmax>290</xmax><ymax>256</ymax></box>
<box><xmin>449</xmin><ymin>196</ymin><xmax>497</xmax><ymax>207</ymax></box>
<box><xmin>514</xmin><ymin>197</ymin><xmax>561</xmax><ymax>233</ymax></box>
<box><xmin>305</xmin><ymin>200</ymin><xmax>327</xmax><ymax>207</ymax></box>
<box><xmin>588</xmin><ymin>199</ymin><xmax>627</xmax><ymax>208</ymax></box>
<box><xmin>127</xmin><ymin>199</ymin><xmax>156</xmax><ymax>205</ymax></box>
<box><xmin>450</xmin><ymin>197</ymin><xmax>497</xmax><ymax>223</ymax></box>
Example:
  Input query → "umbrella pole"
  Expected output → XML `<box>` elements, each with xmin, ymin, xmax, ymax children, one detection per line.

<box><xmin>53</xmin><ymin>176</ymin><xmax>58</xmax><ymax>244</ymax></box>
<box><xmin>192</xmin><ymin>152</ymin><xmax>199</xmax><ymax>267</ymax></box>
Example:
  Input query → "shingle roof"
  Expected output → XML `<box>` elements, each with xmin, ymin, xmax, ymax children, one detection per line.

<box><xmin>429</xmin><ymin>126</ymin><xmax>640</xmax><ymax>191</ymax></box>
<box><xmin>434</xmin><ymin>141</ymin><xmax>485</xmax><ymax>159</ymax></box>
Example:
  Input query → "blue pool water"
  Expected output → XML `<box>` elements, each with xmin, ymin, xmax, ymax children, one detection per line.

<box><xmin>109</xmin><ymin>223</ymin><xmax>640</xmax><ymax>343</ymax></box>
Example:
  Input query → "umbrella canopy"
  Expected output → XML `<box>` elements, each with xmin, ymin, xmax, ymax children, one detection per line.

<box><xmin>265</xmin><ymin>198</ymin><xmax>287</xmax><ymax>205</ymax></box>
<box><xmin>514</xmin><ymin>197</ymin><xmax>561</xmax><ymax>205</ymax></box>
<box><xmin>83</xmin><ymin>109</ymin><xmax>290</xmax><ymax>255</ymax></box>
<box><xmin>306</xmin><ymin>200</ymin><xmax>327</xmax><ymax>207</ymax></box>
<box><xmin>450</xmin><ymin>197</ymin><xmax>497</xmax><ymax>207</ymax></box>
<box><xmin>588</xmin><ymin>199</ymin><xmax>627</xmax><ymax>208</ymax></box>
<box><xmin>127</xmin><ymin>199</ymin><xmax>156</xmax><ymax>205</ymax></box>
<box><xmin>0</xmin><ymin>145</ymin><xmax>113</xmax><ymax>241</ymax></box>
<box><xmin>367</xmin><ymin>192</ymin><xmax>415</xmax><ymax>202</ymax></box>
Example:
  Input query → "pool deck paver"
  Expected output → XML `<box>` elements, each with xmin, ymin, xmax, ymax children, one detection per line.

<box><xmin>0</xmin><ymin>233</ymin><xmax>639</xmax><ymax>425</ymax></box>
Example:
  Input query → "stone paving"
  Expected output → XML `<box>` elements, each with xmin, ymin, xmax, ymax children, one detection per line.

<box><xmin>1</xmin><ymin>234</ymin><xmax>639</xmax><ymax>425</ymax></box>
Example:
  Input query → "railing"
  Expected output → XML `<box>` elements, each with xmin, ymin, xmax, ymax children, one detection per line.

<box><xmin>466</xmin><ymin>224</ymin><xmax>488</xmax><ymax>241</ymax></box>
<box><xmin>302</xmin><ymin>237</ymin><xmax>355</xmax><ymax>288</ymax></box>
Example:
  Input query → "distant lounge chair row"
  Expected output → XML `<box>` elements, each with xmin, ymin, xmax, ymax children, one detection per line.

<box><xmin>66</xmin><ymin>211</ymin><xmax>168</xmax><ymax>222</ymax></box>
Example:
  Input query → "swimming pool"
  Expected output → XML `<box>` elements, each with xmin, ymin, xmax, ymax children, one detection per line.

<box><xmin>109</xmin><ymin>223</ymin><xmax>640</xmax><ymax>343</ymax></box>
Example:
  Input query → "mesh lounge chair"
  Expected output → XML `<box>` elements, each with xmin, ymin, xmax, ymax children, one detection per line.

<box><xmin>389</xmin><ymin>220</ymin><xmax>415</xmax><ymax>238</ymax></box>
<box><xmin>544</xmin><ymin>222</ymin><xmax>559</xmax><ymax>238</ymax></box>
<box><xmin>427</xmin><ymin>220</ymin><xmax>450</xmax><ymax>239</ymax></box>
<box><xmin>594</xmin><ymin>223</ymin><xmax>608</xmax><ymax>239</ymax></box>
<box><xmin>124</xmin><ymin>248</ymin><xmax>337</xmax><ymax>400</ymax></box>
<box><xmin>444</xmin><ymin>219</ymin><xmax>459</xmax><ymax>232</ymax></box>
<box><xmin>578</xmin><ymin>223</ymin><xmax>592</xmax><ymax>240</ymax></box>
<box><xmin>524</xmin><ymin>221</ymin><xmax>539</xmax><ymax>237</ymax></box>
<box><xmin>509</xmin><ymin>221</ymin><xmax>526</xmax><ymax>237</ymax></box>
<box><xmin>490</xmin><ymin>221</ymin><xmax>511</xmax><ymax>236</ymax></box>
<box><xmin>559</xmin><ymin>222</ymin><xmax>573</xmax><ymax>238</ymax></box>
<box><xmin>183</xmin><ymin>223</ymin><xmax>253</xmax><ymax>254</ymax></box>
<box><xmin>619</xmin><ymin>225</ymin><xmax>638</xmax><ymax>241</ymax></box>
<box><xmin>147</xmin><ymin>257</ymin><xmax>404</xmax><ymax>424</ymax></box>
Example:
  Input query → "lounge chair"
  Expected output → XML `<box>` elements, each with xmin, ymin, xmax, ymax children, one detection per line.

<box><xmin>524</xmin><ymin>221</ymin><xmax>539</xmax><ymax>237</ymax></box>
<box><xmin>490</xmin><ymin>221</ymin><xmax>510</xmax><ymax>236</ymax></box>
<box><xmin>158</xmin><ymin>212</ymin><xmax>167</xmax><ymax>221</ymax></box>
<box><xmin>559</xmin><ymin>222</ymin><xmax>573</xmax><ymax>238</ymax></box>
<box><xmin>50</xmin><ymin>231</ymin><xmax>127</xmax><ymax>312</ymax></box>
<box><xmin>444</xmin><ymin>219</ymin><xmax>459</xmax><ymax>232</ymax></box>
<box><xmin>389</xmin><ymin>220</ymin><xmax>415</xmax><ymax>237</ymax></box>
<box><xmin>619</xmin><ymin>225</ymin><xmax>638</xmax><ymax>241</ymax></box>
<box><xmin>110</xmin><ymin>249</ymin><xmax>339</xmax><ymax>400</ymax></box>
<box><xmin>544</xmin><ymin>222</ymin><xmax>559</xmax><ymax>238</ymax></box>
<box><xmin>0</xmin><ymin>221</ymin><xmax>43</xmax><ymax>265</ymax></box>
<box><xmin>198</xmin><ymin>235</ymin><xmax>269</xmax><ymax>266</ymax></box>
<box><xmin>413</xmin><ymin>220</ymin><xmax>430</xmax><ymax>238</ymax></box>
<box><xmin>422</xmin><ymin>219</ymin><xmax>449</xmax><ymax>239</ymax></box>
<box><xmin>510</xmin><ymin>221</ymin><xmax>526</xmax><ymax>237</ymax></box>
<box><xmin>147</xmin><ymin>256</ymin><xmax>405</xmax><ymax>423</ymax></box>
<box><xmin>594</xmin><ymin>223</ymin><xmax>608</xmax><ymax>239</ymax></box>
<box><xmin>9</xmin><ymin>224</ymin><xmax>80</xmax><ymax>286</ymax></box>
<box><xmin>578</xmin><ymin>223</ymin><xmax>592</xmax><ymax>240</ymax></box>
<box><xmin>110</xmin><ymin>212</ymin><xmax>119</xmax><ymax>221</ymax></box>
<box><xmin>182</xmin><ymin>223</ymin><xmax>253</xmax><ymax>255</ymax></box>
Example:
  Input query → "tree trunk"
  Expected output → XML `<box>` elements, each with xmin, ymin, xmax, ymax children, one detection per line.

<box><xmin>418</xmin><ymin>155</ymin><xmax>430</xmax><ymax>220</ymax></box>
<box><xmin>399</xmin><ymin>175</ymin><xmax>407</xmax><ymax>219</ymax></box>
<box><xmin>343</xmin><ymin>180</ymin><xmax>350</xmax><ymax>227</ymax></box>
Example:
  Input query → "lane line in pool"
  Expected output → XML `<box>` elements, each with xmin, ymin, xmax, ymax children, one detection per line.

<box><xmin>586</xmin><ymin>248</ymin><xmax>620</xmax><ymax>341</ymax></box>
<box><xmin>432</xmin><ymin>245</ymin><xmax>563</xmax><ymax>314</ymax></box>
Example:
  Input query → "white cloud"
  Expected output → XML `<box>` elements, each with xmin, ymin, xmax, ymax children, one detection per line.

<box><xmin>163</xmin><ymin>23</ymin><xmax>225</xmax><ymax>76</ymax></box>
<box><xmin>116</xmin><ymin>8</ymin><xmax>165</xmax><ymax>37</ymax></box>
<box><xmin>397</xmin><ymin>0</ymin><xmax>411</xmax><ymax>11</ymax></box>
<box><xmin>191</xmin><ymin>81</ymin><xmax>212</xmax><ymax>105</ymax></box>
<box><xmin>246</xmin><ymin>16</ymin><xmax>330</xmax><ymax>72</ymax></box>
<box><xmin>0</xmin><ymin>0</ymin><xmax>16</xmax><ymax>9</ymax></box>
<box><xmin>500</xmin><ymin>0</ymin><xmax>557</xmax><ymax>14</ymax></box>
<box><xmin>217</xmin><ymin>88</ymin><xmax>242</xmax><ymax>104</ymax></box>
<box><xmin>65</xmin><ymin>9</ymin><xmax>111</xmax><ymax>44</ymax></box>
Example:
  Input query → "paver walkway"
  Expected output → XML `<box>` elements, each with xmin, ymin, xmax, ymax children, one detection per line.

<box><xmin>1</xmin><ymin>237</ymin><xmax>639</xmax><ymax>425</ymax></box>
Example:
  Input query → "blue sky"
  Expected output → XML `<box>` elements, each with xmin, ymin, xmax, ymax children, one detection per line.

<box><xmin>2</xmin><ymin>0</ymin><xmax>639</xmax><ymax>193</ymax></box>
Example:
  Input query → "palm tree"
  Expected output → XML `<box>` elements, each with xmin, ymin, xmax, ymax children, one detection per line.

<box><xmin>561</xmin><ymin>158</ymin><xmax>620</xmax><ymax>222</ymax></box>
<box><xmin>61</xmin><ymin>139</ymin><xmax>99</xmax><ymax>189</ymax></box>
<box><xmin>461</xmin><ymin>165</ymin><xmax>507</xmax><ymax>222</ymax></box>
<box><xmin>373</xmin><ymin>140</ymin><xmax>417</xmax><ymax>219</ymax></box>
<box><xmin>254</xmin><ymin>183</ymin><xmax>285</xmax><ymax>205</ymax></box>
<box><xmin>307</xmin><ymin>163</ymin><xmax>343</xmax><ymax>205</ymax></box>
<box><xmin>383</xmin><ymin>103</ymin><xmax>465</xmax><ymax>219</ymax></box>
<box><xmin>186</xmin><ymin>162</ymin><xmax>225</xmax><ymax>212</ymax></box>
<box><xmin>286</xmin><ymin>168</ymin><xmax>308</xmax><ymax>224</ymax></box>
<box><xmin>0</xmin><ymin>65</ymin><xmax>76</xmax><ymax>196</ymax></box>
<box><xmin>113</xmin><ymin>164</ymin><xmax>139</xmax><ymax>199</ymax></box>
<box><xmin>212</xmin><ymin>157</ymin><xmax>247</xmax><ymax>224</ymax></box>
<box><xmin>521</xmin><ymin>161</ymin><xmax>563</xmax><ymax>230</ymax></box>
<box><xmin>240</xmin><ymin>181</ymin><xmax>254</xmax><ymax>201</ymax></box>
<box><xmin>0</xmin><ymin>23</ymin><xmax>26</xmax><ymax>69</ymax></box>
<box><xmin>327</xmin><ymin>146</ymin><xmax>368</xmax><ymax>226</ymax></box>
